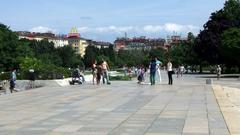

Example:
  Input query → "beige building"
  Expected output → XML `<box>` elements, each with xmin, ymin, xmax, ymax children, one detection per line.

<box><xmin>17</xmin><ymin>28</ymin><xmax>89</xmax><ymax>56</ymax></box>
<box><xmin>49</xmin><ymin>36</ymin><xmax>69</xmax><ymax>48</ymax></box>
<box><xmin>68</xmin><ymin>27</ymin><xmax>88</xmax><ymax>57</ymax></box>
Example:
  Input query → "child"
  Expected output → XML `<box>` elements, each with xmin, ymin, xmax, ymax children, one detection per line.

<box><xmin>137</xmin><ymin>66</ymin><xmax>145</xmax><ymax>84</ymax></box>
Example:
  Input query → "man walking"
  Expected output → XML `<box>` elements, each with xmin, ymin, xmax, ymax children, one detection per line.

<box><xmin>149</xmin><ymin>58</ymin><xmax>157</xmax><ymax>85</ymax></box>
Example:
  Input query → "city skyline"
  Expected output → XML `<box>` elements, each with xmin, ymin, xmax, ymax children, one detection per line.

<box><xmin>1</xmin><ymin>0</ymin><xmax>225</xmax><ymax>42</ymax></box>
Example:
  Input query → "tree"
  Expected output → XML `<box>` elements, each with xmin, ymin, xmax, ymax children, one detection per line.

<box><xmin>221</xmin><ymin>27</ymin><xmax>240</xmax><ymax>67</ymax></box>
<box><xmin>117</xmin><ymin>49</ymin><xmax>147</xmax><ymax>67</ymax></box>
<box><xmin>84</xmin><ymin>46</ymin><xmax>100</xmax><ymax>67</ymax></box>
<box><xmin>184</xmin><ymin>33</ymin><xmax>200</xmax><ymax>66</ymax></box>
<box><xmin>149</xmin><ymin>48</ymin><xmax>167</xmax><ymax>63</ymax></box>
<box><xmin>195</xmin><ymin>0</ymin><xmax>240</xmax><ymax>65</ymax></box>
<box><xmin>0</xmin><ymin>23</ymin><xmax>19</xmax><ymax>71</ymax></box>
<box><xmin>105</xmin><ymin>46</ymin><xmax>117</xmax><ymax>64</ymax></box>
<box><xmin>169</xmin><ymin>45</ymin><xmax>185</xmax><ymax>66</ymax></box>
<box><xmin>19</xmin><ymin>57</ymin><xmax>43</xmax><ymax>71</ymax></box>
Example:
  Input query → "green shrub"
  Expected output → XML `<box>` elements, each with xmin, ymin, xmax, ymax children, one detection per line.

<box><xmin>18</xmin><ymin>57</ymin><xmax>72</xmax><ymax>80</ymax></box>
<box><xmin>0</xmin><ymin>72</ymin><xmax>11</xmax><ymax>80</ymax></box>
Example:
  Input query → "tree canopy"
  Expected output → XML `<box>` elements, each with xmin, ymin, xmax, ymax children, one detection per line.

<box><xmin>195</xmin><ymin>0</ymin><xmax>240</xmax><ymax>66</ymax></box>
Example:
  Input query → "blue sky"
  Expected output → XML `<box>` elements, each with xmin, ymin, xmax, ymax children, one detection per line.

<box><xmin>1</xmin><ymin>0</ymin><xmax>225</xmax><ymax>42</ymax></box>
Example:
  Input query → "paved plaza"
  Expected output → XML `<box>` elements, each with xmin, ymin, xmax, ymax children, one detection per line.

<box><xmin>0</xmin><ymin>74</ymin><xmax>238</xmax><ymax>135</ymax></box>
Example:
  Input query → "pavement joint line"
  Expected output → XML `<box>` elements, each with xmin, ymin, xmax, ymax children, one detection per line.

<box><xmin>205</xmin><ymin>85</ymin><xmax>211</xmax><ymax>135</ymax></box>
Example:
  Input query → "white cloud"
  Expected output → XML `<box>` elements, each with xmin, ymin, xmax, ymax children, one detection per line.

<box><xmin>164</xmin><ymin>23</ymin><xmax>200</xmax><ymax>34</ymax></box>
<box><xmin>30</xmin><ymin>26</ymin><xmax>56</xmax><ymax>33</ymax></box>
<box><xmin>95</xmin><ymin>26</ymin><xmax>134</xmax><ymax>33</ymax></box>
<box><xmin>77</xmin><ymin>23</ymin><xmax>200</xmax><ymax>35</ymax></box>
<box><xmin>78</xmin><ymin>27</ymin><xmax>90</xmax><ymax>33</ymax></box>
<box><xmin>185</xmin><ymin>25</ymin><xmax>200</xmax><ymax>32</ymax></box>
<box><xmin>164</xmin><ymin>23</ymin><xmax>183</xmax><ymax>32</ymax></box>
<box><xmin>143</xmin><ymin>25</ymin><xmax>163</xmax><ymax>33</ymax></box>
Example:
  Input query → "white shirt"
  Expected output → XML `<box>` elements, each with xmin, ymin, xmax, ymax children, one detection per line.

<box><xmin>102</xmin><ymin>61</ymin><xmax>108</xmax><ymax>70</ymax></box>
<box><xmin>217</xmin><ymin>67</ymin><xmax>221</xmax><ymax>74</ymax></box>
<box><xmin>167</xmin><ymin>62</ymin><xmax>172</xmax><ymax>71</ymax></box>
<box><xmin>180</xmin><ymin>66</ymin><xmax>184</xmax><ymax>72</ymax></box>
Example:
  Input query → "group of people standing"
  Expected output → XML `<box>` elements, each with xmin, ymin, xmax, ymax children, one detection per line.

<box><xmin>137</xmin><ymin>58</ymin><xmax>174</xmax><ymax>85</ymax></box>
<box><xmin>92</xmin><ymin>59</ymin><xmax>111</xmax><ymax>85</ymax></box>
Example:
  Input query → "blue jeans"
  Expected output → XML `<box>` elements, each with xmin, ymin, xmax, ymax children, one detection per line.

<box><xmin>102</xmin><ymin>70</ymin><xmax>109</xmax><ymax>84</ymax></box>
<box><xmin>150</xmin><ymin>72</ymin><xmax>156</xmax><ymax>85</ymax></box>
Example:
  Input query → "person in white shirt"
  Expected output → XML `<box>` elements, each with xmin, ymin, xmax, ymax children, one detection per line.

<box><xmin>102</xmin><ymin>60</ymin><xmax>110</xmax><ymax>85</ymax></box>
<box><xmin>216</xmin><ymin>65</ymin><xmax>221</xmax><ymax>80</ymax></box>
<box><xmin>155</xmin><ymin>58</ymin><xmax>162</xmax><ymax>83</ymax></box>
<box><xmin>180</xmin><ymin>65</ymin><xmax>185</xmax><ymax>77</ymax></box>
<box><xmin>167</xmin><ymin>61</ymin><xmax>173</xmax><ymax>85</ymax></box>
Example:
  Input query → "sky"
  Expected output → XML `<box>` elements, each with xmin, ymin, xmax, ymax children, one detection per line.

<box><xmin>0</xmin><ymin>0</ymin><xmax>225</xmax><ymax>42</ymax></box>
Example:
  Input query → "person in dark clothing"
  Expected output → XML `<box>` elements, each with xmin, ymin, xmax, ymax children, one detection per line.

<box><xmin>10</xmin><ymin>69</ymin><xmax>17</xmax><ymax>93</ymax></box>
<box><xmin>149</xmin><ymin>58</ymin><xmax>157</xmax><ymax>85</ymax></box>
<box><xmin>167</xmin><ymin>60</ymin><xmax>173</xmax><ymax>85</ymax></box>
<box><xmin>92</xmin><ymin>60</ymin><xmax>97</xmax><ymax>85</ymax></box>
<box><xmin>28</xmin><ymin>69</ymin><xmax>35</xmax><ymax>89</ymax></box>
<box><xmin>96</xmin><ymin>63</ymin><xmax>102</xmax><ymax>85</ymax></box>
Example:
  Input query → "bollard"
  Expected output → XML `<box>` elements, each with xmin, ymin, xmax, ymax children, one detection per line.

<box><xmin>206</xmin><ymin>79</ymin><xmax>213</xmax><ymax>84</ymax></box>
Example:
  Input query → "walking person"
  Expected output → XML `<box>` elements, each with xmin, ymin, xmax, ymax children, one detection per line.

<box><xmin>92</xmin><ymin>60</ymin><xmax>97</xmax><ymax>85</ymax></box>
<box><xmin>155</xmin><ymin>58</ymin><xmax>162</xmax><ymax>83</ymax></box>
<box><xmin>180</xmin><ymin>65</ymin><xmax>185</xmax><ymax>77</ymax></box>
<box><xmin>216</xmin><ymin>65</ymin><xmax>222</xmax><ymax>80</ymax></box>
<box><xmin>123</xmin><ymin>64</ymin><xmax>128</xmax><ymax>76</ymax></box>
<box><xmin>10</xmin><ymin>69</ymin><xmax>17</xmax><ymax>93</ymax></box>
<box><xmin>96</xmin><ymin>62</ymin><xmax>102</xmax><ymax>85</ymax></box>
<box><xmin>28</xmin><ymin>69</ymin><xmax>35</xmax><ymax>89</ymax></box>
<box><xmin>167</xmin><ymin>60</ymin><xmax>173</xmax><ymax>85</ymax></box>
<box><xmin>149</xmin><ymin>58</ymin><xmax>157</xmax><ymax>85</ymax></box>
<box><xmin>102</xmin><ymin>59</ymin><xmax>111</xmax><ymax>85</ymax></box>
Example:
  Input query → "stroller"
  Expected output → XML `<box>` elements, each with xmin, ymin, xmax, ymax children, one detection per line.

<box><xmin>69</xmin><ymin>69</ymin><xmax>84</xmax><ymax>85</ymax></box>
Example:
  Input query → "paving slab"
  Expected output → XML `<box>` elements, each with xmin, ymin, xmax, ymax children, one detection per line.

<box><xmin>0</xmin><ymin>74</ymin><xmax>231</xmax><ymax>135</ymax></box>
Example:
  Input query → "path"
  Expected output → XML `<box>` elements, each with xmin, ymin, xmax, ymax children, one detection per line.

<box><xmin>0</xmin><ymin>74</ymin><xmax>231</xmax><ymax>135</ymax></box>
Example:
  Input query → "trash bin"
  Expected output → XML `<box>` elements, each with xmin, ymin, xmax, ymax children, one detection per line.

<box><xmin>206</xmin><ymin>79</ymin><xmax>212</xmax><ymax>84</ymax></box>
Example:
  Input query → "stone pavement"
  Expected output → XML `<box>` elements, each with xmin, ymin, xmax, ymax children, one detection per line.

<box><xmin>0</xmin><ymin>75</ymin><xmax>230</xmax><ymax>135</ymax></box>
<box><xmin>212</xmin><ymin>77</ymin><xmax>240</xmax><ymax>135</ymax></box>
